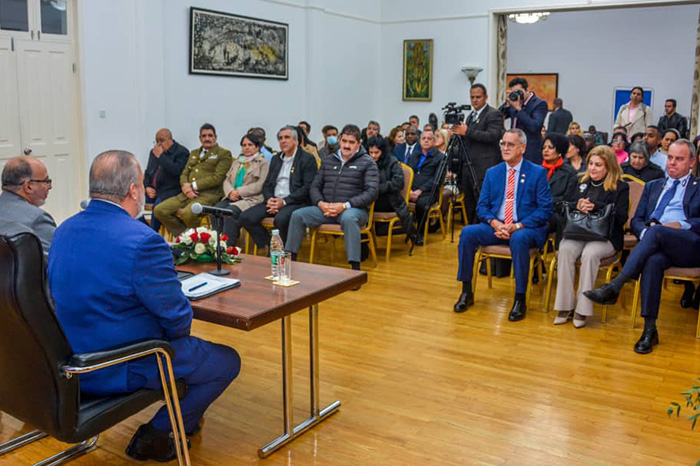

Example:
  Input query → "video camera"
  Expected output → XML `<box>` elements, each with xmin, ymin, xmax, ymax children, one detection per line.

<box><xmin>442</xmin><ymin>102</ymin><xmax>472</xmax><ymax>125</ymax></box>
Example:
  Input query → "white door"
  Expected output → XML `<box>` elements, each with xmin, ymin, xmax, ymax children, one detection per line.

<box><xmin>0</xmin><ymin>37</ymin><xmax>22</xmax><ymax>169</ymax></box>
<box><xmin>15</xmin><ymin>38</ymin><xmax>76</xmax><ymax>221</ymax></box>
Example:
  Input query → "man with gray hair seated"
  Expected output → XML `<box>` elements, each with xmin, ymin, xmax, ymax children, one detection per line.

<box><xmin>0</xmin><ymin>156</ymin><xmax>56</xmax><ymax>257</ymax></box>
<box><xmin>48</xmin><ymin>150</ymin><xmax>241</xmax><ymax>461</ymax></box>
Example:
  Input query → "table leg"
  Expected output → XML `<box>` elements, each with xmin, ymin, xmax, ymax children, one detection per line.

<box><xmin>257</xmin><ymin>305</ymin><xmax>341</xmax><ymax>458</ymax></box>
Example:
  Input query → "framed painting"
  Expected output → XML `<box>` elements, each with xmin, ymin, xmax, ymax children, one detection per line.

<box><xmin>189</xmin><ymin>7</ymin><xmax>288</xmax><ymax>80</ymax></box>
<box><xmin>403</xmin><ymin>39</ymin><xmax>433</xmax><ymax>101</ymax></box>
<box><xmin>506</xmin><ymin>73</ymin><xmax>558</xmax><ymax>110</ymax></box>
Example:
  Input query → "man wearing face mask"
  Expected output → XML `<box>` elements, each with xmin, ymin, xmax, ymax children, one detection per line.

<box><xmin>48</xmin><ymin>151</ymin><xmax>241</xmax><ymax>461</ymax></box>
<box><xmin>318</xmin><ymin>125</ymin><xmax>339</xmax><ymax>159</ymax></box>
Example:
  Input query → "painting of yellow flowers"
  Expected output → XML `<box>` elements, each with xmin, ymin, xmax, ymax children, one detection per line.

<box><xmin>403</xmin><ymin>39</ymin><xmax>433</xmax><ymax>101</ymax></box>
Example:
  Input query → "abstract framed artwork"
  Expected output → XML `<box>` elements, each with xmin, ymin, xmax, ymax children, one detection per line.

<box><xmin>506</xmin><ymin>73</ymin><xmax>558</xmax><ymax>110</ymax></box>
<box><xmin>403</xmin><ymin>39</ymin><xmax>433</xmax><ymax>101</ymax></box>
<box><xmin>189</xmin><ymin>7</ymin><xmax>288</xmax><ymax>80</ymax></box>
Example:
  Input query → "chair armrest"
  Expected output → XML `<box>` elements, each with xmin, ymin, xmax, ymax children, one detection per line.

<box><xmin>63</xmin><ymin>339</ymin><xmax>174</xmax><ymax>375</ymax></box>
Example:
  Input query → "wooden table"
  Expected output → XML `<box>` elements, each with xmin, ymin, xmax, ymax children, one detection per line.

<box><xmin>178</xmin><ymin>255</ymin><xmax>366</xmax><ymax>458</ymax></box>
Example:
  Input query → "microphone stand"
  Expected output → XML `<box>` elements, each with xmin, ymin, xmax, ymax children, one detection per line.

<box><xmin>209</xmin><ymin>215</ymin><xmax>230</xmax><ymax>276</ymax></box>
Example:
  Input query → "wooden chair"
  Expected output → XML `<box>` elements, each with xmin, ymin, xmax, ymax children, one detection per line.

<box><xmin>409</xmin><ymin>181</ymin><xmax>447</xmax><ymax>245</ymax></box>
<box><xmin>472</xmin><ymin>245</ymin><xmax>545</xmax><ymax>309</ymax></box>
<box><xmin>630</xmin><ymin>267</ymin><xmax>700</xmax><ymax>337</ymax></box>
<box><xmin>446</xmin><ymin>190</ymin><xmax>468</xmax><ymax>232</ymax></box>
<box><xmin>373</xmin><ymin>163</ymin><xmax>414</xmax><ymax>260</ymax></box>
<box><xmin>309</xmin><ymin>203</ymin><xmax>377</xmax><ymax>267</ymax></box>
<box><xmin>622</xmin><ymin>174</ymin><xmax>645</xmax><ymax>253</ymax></box>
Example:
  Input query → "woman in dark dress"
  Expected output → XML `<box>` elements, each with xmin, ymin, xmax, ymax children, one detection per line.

<box><xmin>565</xmin><ymin>134</ymin><xmax>588</xmax><ymax>174</ymax></box>
<box><xmin>366</xmin><ymin>136</ymin><xmax>416</xmax><ymax>242</ymax></box>
<box><xmin>620</xmin><ymin>140</ymin><xmax>665</xmax><ymax>182</ymax></box>
<box><xmin>542</xmin><ymin>133</ymin><xmax>579</xmax><ymax>243</ymax></box>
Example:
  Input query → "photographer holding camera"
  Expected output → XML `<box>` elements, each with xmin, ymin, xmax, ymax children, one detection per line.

<box><xmin>499</xmin><ymin>77</ymin><xmax>548</xmax><ymax>165</ymax></box>
<box><xmin>451</xmin><ymin>84</ymin><xmax>504</xmax><ymax>223</ymax></box>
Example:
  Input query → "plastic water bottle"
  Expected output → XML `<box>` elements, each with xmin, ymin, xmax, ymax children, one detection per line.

<box><xmin>270</xmin><ymin>229</ymin><xmax>284</xmax><ymax>280</ymax></box>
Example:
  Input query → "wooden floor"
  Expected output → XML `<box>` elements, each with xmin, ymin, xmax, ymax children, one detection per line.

<box><xmin>3</xmin><ymin>230</ymin><xmax>700</xmax><ymax>465</ymax></box>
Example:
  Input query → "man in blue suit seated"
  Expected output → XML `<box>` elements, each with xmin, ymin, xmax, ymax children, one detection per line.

<box><xmin>48</xmin><ymin>150</ymin><xmax>241</xmax><ymax>461</ymax></box>
<box><xmin>453</xmin><ymin>129</ymin><xmax>553</xmax><ymax>321</ymax></box>
<box><xmin>585</xmin><ymin>139</ymin><xmax>700</xmax><ymax>354</ymax></box>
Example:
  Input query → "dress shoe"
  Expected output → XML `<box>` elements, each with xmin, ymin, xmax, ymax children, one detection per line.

<box><xmin>681</xmin><ymin>282</ymin><xmax>696</xmax><ymax>308</ymax></box>
<box><xmin>414</xmin><ymin>235</ymin><xmax>424</xmax><ymax>246</ymax></box>
<box><xmin>634</xmin><ymin>328</ymin><xmax>659</xmax><ymax>354</ymax></box>
<box><xmin>553</xmin><ymin>311</ymin><xmax>573</xmax><ymax>325</ymax></box>
<box><xmin>508</xmin><ymin>299</ymin><xmax>527</xmax><ymax>322</ymax></box>
<box><xmin>453</xmin><ymin>293</ymin><xmax>474</xmax><ymax>313</ymax></box>
<box><xmin>126</xmin><ymin>423</ymin><xmax>190</xmax><ymax>462</ymax></box>
<box><xmin>583</xmin><ymin>283</ymin><xmax>620</xmax><ymax>305</ymax></box>
<box><xmin>572</xmin><ymin>312</ymin><xmax>587</xmax><ymax>329</ymax></box>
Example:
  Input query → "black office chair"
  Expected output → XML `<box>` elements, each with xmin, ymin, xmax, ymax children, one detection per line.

<box><xmin>0</xmin><ymin>232</ymin><xmax>191</xmax><ymax>465</ymax></box>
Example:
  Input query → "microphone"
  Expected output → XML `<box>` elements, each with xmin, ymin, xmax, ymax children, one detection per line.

<box><xmin>190</xmin><ymin>202</ymin><xmax>235</xmax><ymax>217</ymax></box>
<box><xmin>80</xmin><ymin>199</ymin><xmax>90</xmax><ymax>210</ymax></box>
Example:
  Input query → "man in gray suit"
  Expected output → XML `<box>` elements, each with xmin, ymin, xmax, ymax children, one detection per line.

<box><xmin>547</xmin><ymin>98</ymin><xmax>573</xmax><ymax>135</ymax></box>
<box><xmin>0</xmin><ymin>156</ymin><xmax>56</xmax><ymax>256</ymax></box>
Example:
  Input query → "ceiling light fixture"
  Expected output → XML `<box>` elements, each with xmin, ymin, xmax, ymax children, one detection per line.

<box><xmin>508</xmin><ymin>12</ymin><xmax>550</xmax><ymax>24</ymax></box>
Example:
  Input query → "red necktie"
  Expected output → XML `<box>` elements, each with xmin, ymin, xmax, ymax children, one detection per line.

<box><xmin>504</xmin><ymin>169</ymin><xmax>515</xmax><ymax>225</ymax></box>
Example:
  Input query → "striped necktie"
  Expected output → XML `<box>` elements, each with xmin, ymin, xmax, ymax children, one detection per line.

<box><xmin>504</xmin><ymin>169</ymin><xmax>516</xmax><ymax>224</ymax></box>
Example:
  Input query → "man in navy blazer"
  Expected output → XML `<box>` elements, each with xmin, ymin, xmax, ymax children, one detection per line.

<box><xmin>454</xmin><ymin>129</ymin><xmax>552</xmax><ymax>321</ymax></box>
<box><xmin>48</xmin><ymin>151</ymin><xmax>241</xmax><ymax>461</ymax></box>
<box><xmin>392</xmin><ymin>126</ymin><xmax>420</xmax><ymax>163</ymax></box>
<box><xmin>499</xmin><ymin>77</ymin><xmax>548</xmax><ymax>165</ymax></box>
<box><xmin>585</xmin><ymin>140</ymin><xmax>700</xmax><ymax>354</ymax></box>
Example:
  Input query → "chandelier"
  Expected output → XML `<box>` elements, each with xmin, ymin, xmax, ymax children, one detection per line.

<box><xmin>508</xmin><ymin>12</ymin><xmax>550</xmax><ymax>24</ymax></box>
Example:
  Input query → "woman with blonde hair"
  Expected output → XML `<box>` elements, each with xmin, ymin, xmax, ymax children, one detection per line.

<box><xmin>434</xmin><ymin>128</ymin><xmax>449</xmax><ymax>153</ymax></box>
<box><xmin>553</xmin><ymin>145</ymin><xmax>629</xmax><ymax>328</ymax></box>
<box><xmin>566</xmin><ymin>121</ymin><xmax>583</xmax><ymax>136</ymax></box>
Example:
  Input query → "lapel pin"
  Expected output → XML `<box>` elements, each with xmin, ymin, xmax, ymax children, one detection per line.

<box><xmin>520</xmin><ymin>179</ymin><xmax>525</xmax><ymax>183</ymax></box>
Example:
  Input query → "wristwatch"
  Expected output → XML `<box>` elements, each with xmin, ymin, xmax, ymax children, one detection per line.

<box><xmin>516</xmin><ymin>223</ymin><xmax>522</xmax><ymax>230</ymax></box>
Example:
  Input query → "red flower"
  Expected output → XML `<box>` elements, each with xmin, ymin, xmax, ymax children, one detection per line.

<box><xmin>231</xmin><ymin>246</ymin><xmax>239</xmax><ymax>256</ymax></box>
<box><xmin>200</xmin><ymin>232</ymin><xmax>211</xmax><ymax>243</ymax></box>
<box><xmin>221</xmin><ymin>234</ymin><xmax>229</xmax><ymax>242</ymax></box>
<box><xmin>226</xmin><ymin>246</ymin><xmax>234</xmax><ymax>255</ymax></box>
<box><xmin>190</xmin><ymin>232</ymin><xmax>199</xmax><ymax>243</ymax></box>
<box><xmin>175</xmin><ymin>237</ymin><xmax>180</xmax><ymax>243</ymax></box>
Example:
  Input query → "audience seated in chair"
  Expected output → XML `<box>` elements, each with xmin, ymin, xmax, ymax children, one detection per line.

<box><xmin>585</xmin><ymin>139</ymin><xmax>700</xmax><ymax>354</ymax></box>
<box><xmin>454</xmin><ymin>128</ymin><xmax>553</xmax><ymax>322</ymax></box>
<box><xmin>285</xmin><ymin>124</ymin><xmax>378</xmax><ymax>272</ymax></box>
<box><xmin>48</xmin><ymin>150</ymin><xmax>240</xmax><ymax>461</ymax></box>
<box><xmin>393</xmin><ymin>126</ymin><xmax>420</xmax><ymax>164</ymax></box>
<box><xmin>565</xmin><ymin>134</ymin><xmax>588</xmax><ymax>174</ymax></box>
<box><xmin>366</xmin><ymin>136</ymin><xmax>416</xmax><ymax>244</ymax></box>
<box><xmin>212</xmin><ymin>133</ymin><xmax>269</xmax><ymax>246</ymax></box>
<box><xmin>142</xmin><ymin>128</ymin><xmax>189</xmax><ymax>233</ymax></box>
<box><xmin>621</xmin><ymin>140</ymin><xmax>665</xmax><ymax>183</ymax></box>
<box><xmin>318</xmin><ymin>125</ymin><xmax>339</xmax><ymax>159</ymax></box>
<box><xmin>154</xmin><ymin>123</ymin><xmax>232</xmax><ymax>237</ymax></box>
<box><xmin>408</xmin><ymin>128</ymin><xmax>446</xmax><ymax>245</ymax></box>
<box><xmin>239</xmin><ymin>125</ymin><xmax>318</xmax><ymax>251</ymax></box>
<box><xmin>553</xmin><ymin>146</ymin><xmax>629</xmax><ymax>328</ymax></box>
<box><xmin>0</xmin><ymin>156</ymin><xmax>55</xmax><ymax>258</ymax></box>
<box><xmin>542</xmin><ymin>132</ymin><xmax>579</xmax><ymax>246</ymax></box>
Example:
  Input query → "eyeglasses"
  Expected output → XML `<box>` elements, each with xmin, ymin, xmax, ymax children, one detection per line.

<box><xmin>28</xmin><ymin>178</ymin><xmax>52</xmax><ymax>185</ymax></box>
<box><xmin>612</xmin><ymin>139</ymin><xmax>625</xmax><ymax>144</ymax></box>
<box><xmin>499</xmin><ymin>141</ymin><xmax>519</xmax><ymax>149</ymax></box>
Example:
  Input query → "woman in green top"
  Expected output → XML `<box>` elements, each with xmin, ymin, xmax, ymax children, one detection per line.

<box><xmin>214</xmin><ymin>134</ymin><xmax>269</xmax><ymax>245</ymax></box>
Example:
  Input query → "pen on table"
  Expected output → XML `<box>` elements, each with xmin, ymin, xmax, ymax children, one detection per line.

<box><xmin>188</xmin><ymin>282</ymin><xmax>208</xmax><ymax>292</ymax></box>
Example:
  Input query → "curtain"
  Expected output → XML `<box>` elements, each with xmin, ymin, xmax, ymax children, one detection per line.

<box><xmin>690</xmin><ymin>6</ymin><xmax>700</xmax><ymax>140</ymax></box>
<box><xmin>496</xmin><ymin>14</ymin><xmax>508</xmax><ymax>103</ymax></box>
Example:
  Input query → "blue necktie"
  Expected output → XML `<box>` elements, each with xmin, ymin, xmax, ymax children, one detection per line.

<box><xmin>650</xmin><ymin>179</ymin><xmax>680</xmax><ymax>221</ymax></box>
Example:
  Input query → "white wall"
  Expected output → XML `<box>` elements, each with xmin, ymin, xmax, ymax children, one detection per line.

<box><xmin>78</xmin><ymin>0</ymin><xmax>380</xmax><ymax>166</ymax></box>
<box><xmin>508</xmin><ymin>4</ymin><xmax>700</xmax><ymax>134</ymax></box>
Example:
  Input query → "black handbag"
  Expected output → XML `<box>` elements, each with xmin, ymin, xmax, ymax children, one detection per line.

<box><xmin>562</xmin><ymin>203</ymin><xmax>615</xmax><ymax>242</ymax></box>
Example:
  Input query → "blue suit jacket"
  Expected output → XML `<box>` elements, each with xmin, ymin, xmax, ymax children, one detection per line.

<box><xmin>392</xmin><ymin>143</ymin><xmax>420</xmax><ymax>164</ymax></box>
<box><xmin>476</xmin><ymin>159</ymin><xmax>553</xmax><ymax>244</ymax></box>
<box><xmin>630</xmin><ymin>175</ymin><xmax>700</xmax><ymax>238</ymax></box>
<box><xmin>48</xmin><ymin>200</ymin><xmax>192</xmax><ymax>394</ymax></box>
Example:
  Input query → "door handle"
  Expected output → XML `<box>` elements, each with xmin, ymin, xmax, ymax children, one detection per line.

<box><xmin>23</xmin><ymin>148</ymin><xmax>32</xmax><ymax>155</ymax></box>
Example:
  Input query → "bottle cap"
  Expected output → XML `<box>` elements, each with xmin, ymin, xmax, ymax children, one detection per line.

<box><xmin>272</xmin><ymin>229</ymin><xmax>280</xmax><ymax>235</ymax></box>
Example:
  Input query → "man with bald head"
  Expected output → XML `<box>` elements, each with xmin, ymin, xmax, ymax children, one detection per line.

<box><xmin>49</xmin><ymin>150</ymin><xmax>241</xmax><ymax>461</ymax></box>
<box><xmin>143</xmin><ymin>128</ymin><xmax>189</xmax><ymax>231</ymax></box>
<box><xmin>0</xmin><ymin>156</ymin><xmax>56</xmax><ymax>256</ymax></box>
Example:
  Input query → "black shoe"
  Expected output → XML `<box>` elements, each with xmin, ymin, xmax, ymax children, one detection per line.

<box><xmin>681</xmin><ymin>282</ymin><xmax>696</xmax><ymax>308</ymax></box>
<box><xmin>634</xmin><ymin>328</ymin><xmax>659</xmax><ymax>354</ymax></box>
<box><xmin>453</xmin><ymin>292</ymin><xmax>474</xmax><ymax>313</ymax></box>
<box><xmin>508</xmin><ymin>299</ymin><xmax>527</xmax><ymax>322</ymax></box>
<box><xmin>126</xmin><ymin>423</ymin><xmax>190</xmax><ymax>462</ymax></box>
<box><xmin>583</xmin><ymin>283</ymin><xmax>620</xmax><ymax>305</ymax></box>
<box><xmin>414</xmin><ymin>235</ymin><xmax>424</xmax><ymax>246</ymax></box>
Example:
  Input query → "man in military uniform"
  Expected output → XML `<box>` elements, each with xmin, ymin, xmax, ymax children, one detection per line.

<box><xmin>154</xmin><ymin>123</ymin><xmax>232</xmax><ymax>237</ymax></box>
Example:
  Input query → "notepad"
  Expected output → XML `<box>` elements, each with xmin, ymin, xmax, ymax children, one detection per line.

<box><xmin>180</xmin><ymin>273</ymin><xmax>241</xmax><ymax>300</ymax></box>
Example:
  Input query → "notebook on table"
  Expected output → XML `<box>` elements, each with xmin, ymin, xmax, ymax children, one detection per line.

<box><xmin>179</xmin><ymin>272</ymin><xmax>241</xmax><ymax>300</ymax></box>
